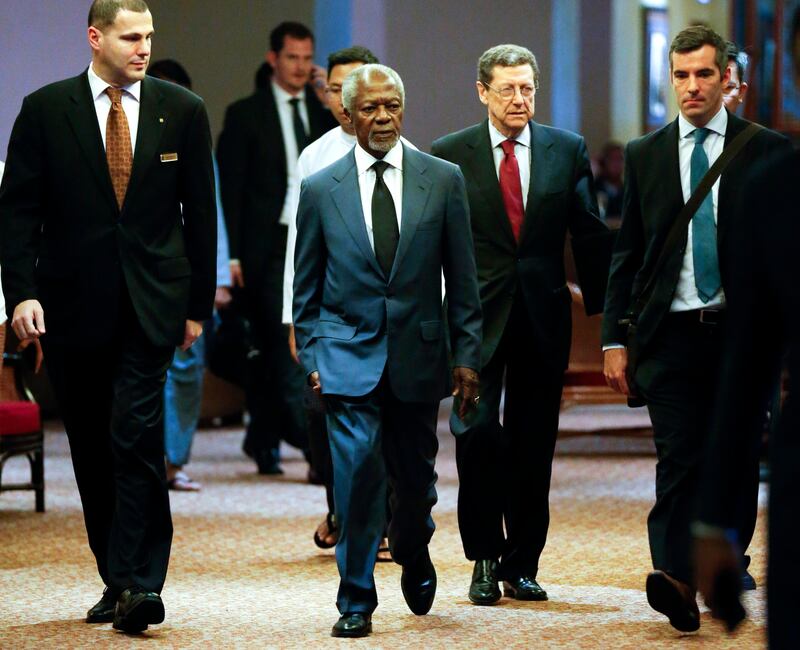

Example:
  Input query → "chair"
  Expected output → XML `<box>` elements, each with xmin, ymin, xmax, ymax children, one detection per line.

<box><xmin>0</xmin><ymin>324</ymin><xmax>44</xmax><ymax>512</ymax></box>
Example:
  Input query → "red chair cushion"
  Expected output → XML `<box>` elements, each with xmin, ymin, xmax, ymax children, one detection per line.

<box><xmin>0</xmin><ymin>401</ymin><xmax>41</xmax><ymax>436</ymax></box>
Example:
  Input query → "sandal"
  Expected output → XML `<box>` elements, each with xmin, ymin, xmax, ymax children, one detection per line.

<box><xmin>376</xmin><ymin>537</ymin><xmax>392</xmax><ymax>562</ymax></box>
<box><xmin>168</xmin><ymin>470</ymin><xmax>202</xmax><ymax>492</ymax></box>
<box><xmin>314</xmin><ymin>512</ymin><xmax>338</xmax><ymax>549</ymax></box>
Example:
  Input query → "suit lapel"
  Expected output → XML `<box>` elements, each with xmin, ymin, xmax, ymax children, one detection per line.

<box><xmin>717</xmin><ymin>111</ymin><xmax>746</xmax><ymax>244</ymax></box>
<box><xmin>65</xmin><ymin>73</ymin><xmax>118</xmax><ymax>212</ymax></box>
<box><xmin>391</xmin><ymin>146</ymin><xmax>432</xmax><ymax>280</ymax></box>
<box><xmin>522</xmin><ymin>121</ymin><xmax>554</xmax><ymax>243</ymax></box>
<box><xmin>463</xmin><ymin>121</ymin><xmax>516</xmax><ymax>249</ymax></box>
<box><xmin>330</xmin><ymin>152</ymin><xmax>384</xmax><ymax>278</ymax></box>
<box><xmin>124</xmin><ymin>76</ymin><xmax>166</xmax><ymax>213</ymax></box>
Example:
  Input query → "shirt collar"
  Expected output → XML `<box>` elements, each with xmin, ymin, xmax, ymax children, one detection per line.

<box><xmin>271</xmin><ymin>79</ymin><xmax>306</xmax><ymax>105</ymax></box>
<box><xmin>488</xmin><ymin>120</ymin><xmax>531</xmax><ymax>149</ymax></box>
<box><xmin>338</xmin><ymin>126</ymin><xmax>357</xmax><ymax>146</ymax></box>
<box><xmin>678</xmin><ymin>104</ymin><xmax>728</xmax><ymax>140</ymax></box>
<box><xmin>355</xmin><ymin>140</ymin><xmax>404</xmax><ymax>176</ymax></box>
<box><xmin>87</xmin><ymin>63</ymin><xmax>141</xmax><ymax>102</ymax></box>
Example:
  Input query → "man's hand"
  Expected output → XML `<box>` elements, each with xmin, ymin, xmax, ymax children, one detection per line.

<box><xmin>11</xmin><ymin>300</ymin><xmax>46</xmax><ymax>341</ymax></box>
<box><xmin>229</xmin><ymin>261</ymin><xmax>245</xmax><ymax>288</ymax></box>
<box><xmin>288</xmin><ymin>324</ymin><xmax>299</xmax><ymax>363</ymax></box>
<box><xmin>603</xmin><ymin>347</ymin><xmax>631</xmax><ymax>395</ymax></box>
<box><xmin>311</xmin><ymin>64</ymin><xmax>328</xmax><ymax>106</ymax></box>
<box><xmin>308</xmin><ymin>370</ymin><xmax>322</xmax><ymax>393</ymax></box>
<box><xmin>695</xmin><ymin>534</ymin><xmax>746</xmax><ymax>630</ymax></box>
<box><xmin>180</xmin><ymin>319</ymin><xmax>203</xmax><ymax>351</ymax></box>
<box><xmin>17</xmin><ymin>338</ymin><xmax>44</xmax><ymax>373</ymax></box>
<box><xmin>214</xmin><ymin>286</ymin><xmax>232</xmax><ymax>311</ymax></box>
<box><xmin>452</xmin><ymin>367</ymin><xmax>480</xmax><ymax>420</ymax></box>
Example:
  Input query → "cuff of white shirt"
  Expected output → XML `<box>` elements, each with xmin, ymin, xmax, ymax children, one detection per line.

<box><xmin>601</xmin><ymin>343</ymin><xmax>626</xmax><ymax>352</ymax></box>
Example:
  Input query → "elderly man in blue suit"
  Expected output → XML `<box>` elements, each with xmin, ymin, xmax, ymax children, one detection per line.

<box><xmin>293</xmin><ymin>64</ymin><xmax>482</xmax><ymax>638</ymax></box>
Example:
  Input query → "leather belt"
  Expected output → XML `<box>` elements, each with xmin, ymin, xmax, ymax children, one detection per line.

<box><xmin>667</xmin><ymin>309</ymin><xmax>726</xmax><ymax>326</ymax></box>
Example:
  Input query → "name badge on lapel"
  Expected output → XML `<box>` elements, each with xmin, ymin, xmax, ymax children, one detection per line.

<box><xmin>160</xmin><ymin>153</ymin><xmax>178</xmax><ymax>163</ymax></box>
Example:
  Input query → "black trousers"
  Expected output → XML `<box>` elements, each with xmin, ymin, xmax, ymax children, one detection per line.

<box><xmin>452</xmin><ymin>297</ymin><xmax>564</xmax><ymax>579</ymax></box>
<box><xmin>242</xmin><ymin>224</ymin><xmax>307</xmax><ymax>456</ymax></box>
<box><xmin>636</xmin><ymin>313</ymin><xmax>759</xmax><ymax>585</ymax></box>
<box><xmin>42</xmin><ymin>294</ymin><xmax>175</xmax><ymax>594</ymax></box>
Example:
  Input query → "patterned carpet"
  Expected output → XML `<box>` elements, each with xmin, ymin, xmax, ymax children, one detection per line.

<box><xmin>0</xmin><ymin>406</ymin><xmax>767</xmax><ymax>648</ymax></box>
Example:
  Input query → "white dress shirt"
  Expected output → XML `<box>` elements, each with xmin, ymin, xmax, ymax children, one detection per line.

<box><xmin>87</xmin><ymin>64</ymin><xmax>140</xmax><ymax>153</ymax></box>
<box><xmin>282</xmin><ymin>128</ymin><xmax>417</xmax><ymax>323</ymax></box>
<box><xmin>671</xmin><ymin>105</ymin><xmax>727</xmax><ymax>312</ymax></box>
<box><xmin>488</xmin><ymin>121</ymin><xmax>531</xmax><ymax>208</ymax></box>
<box><xmin>354</xmin><ymin>141</ymin><xmax>404</xmax><ymax>253</ymax></box>
<box><xmin>272</xmin><ymin>81</ymin><xmax>310</xmax><ymax>226</ymax></box>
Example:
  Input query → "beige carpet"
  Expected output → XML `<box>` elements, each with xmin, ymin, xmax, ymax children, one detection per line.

<box><xmin>0</xmin><ymin>408</ymin><xmax>767</xmax><ymax>648</ymax></box>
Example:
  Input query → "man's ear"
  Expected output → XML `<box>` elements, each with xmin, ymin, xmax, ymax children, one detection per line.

<box><xmin>476</xmin><ymin>81</ymin><xmax>488</xmax><ymax>106</ymax></box>
<box><xmin>88</xmin><ymin>26</ymin><xmax>102</xmax><ymax>53</ymax></box>
<box><xmin>266</xmin><ymin>50</ymin><xmax>277</xmax><ymax>68</ymax></box>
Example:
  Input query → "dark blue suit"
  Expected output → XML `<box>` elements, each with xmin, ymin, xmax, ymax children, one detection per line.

<box><xmin>293</xmin><ymin>144</ymin><xmax>481</xmax><ymax>614</ymax></box>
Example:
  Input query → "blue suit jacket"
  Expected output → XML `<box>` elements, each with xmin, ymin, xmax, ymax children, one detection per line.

<box><xmin>293</xmin><ymin>144</ymin><xmax>482</xmax><ymax>402</ymax></box>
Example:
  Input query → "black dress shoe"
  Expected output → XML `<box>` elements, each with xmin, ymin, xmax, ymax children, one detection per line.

<box><xmin>469</xmin><ymin>559</ymin><xmax>501</xmax><ymax>605</ymax></box>
<box><xmin>401</xmin><ymin>549</ymin><xmax>437</xmax><ymax>615</ymax></box>
<box><xmin>503</xmin><ymin>575</ymin><xmax>548</xmax><ymax>601</ymax></box>
<box><xmin>254</xmin><ymin>449</ymin><xmax>283</xmax><ymax>475</ymax></box>
<box><xmin>331</xmin><ymin>612</ymin><xmax>372</xmax><ymax>638</ymax></box>
<box><xmin>112</xmin><ymin>588</ymin><xmax>165</xmax><ymax>634</ymax></box>
<box><xmin>645</xmin><ymin>570</ymin><xmax>700</xmax><ymax>632</ymax></box>
<box><xmin>86</xmin><ymin>587</ymin><xmax>117</xmax><ymax>623</ymax></box>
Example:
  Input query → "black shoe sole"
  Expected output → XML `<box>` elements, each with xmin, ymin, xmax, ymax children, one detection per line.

<box><xmin>646</xmin><ymin>572</ymin><xmax>699</xmax><ymax>633</ymax></box>
<box><xmin>503</xmin><ymin>584</ymin><xmax>548</xmax><ymax>601</ymax></box>
<box><xmin>112</xmin><ymin>598</ymin><xmax>165</xmax><ymax>634</ymax></box>
<box><xmin>331</xmin><ymin>622</ymin><xmax>372</xmax><ymax>638</ymax></box>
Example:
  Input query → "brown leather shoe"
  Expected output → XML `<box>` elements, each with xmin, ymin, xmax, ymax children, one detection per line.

<box><xmin>646</xmin><ymin>570</ymin><xmax>700</xmax><ymax>632</ymax></box>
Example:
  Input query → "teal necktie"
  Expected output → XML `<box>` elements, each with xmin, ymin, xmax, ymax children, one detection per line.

<box><xmin>690</xmin><ymin>127</ymin><xmax>721</xmax><ymax>303</ymax></box>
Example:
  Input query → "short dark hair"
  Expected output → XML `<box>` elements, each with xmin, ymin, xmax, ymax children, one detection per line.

<box><xmin>327</xmin><ymin>46</ymin><xmax>379</xmax><ymax>77</ymax></box>
<box><xmin>669</xmin><ymin>25</ymin><xmax>727</xmax><ymax>75</ymax></box>
<box><xmin>269</xmin><ymin>21</ymin><xmax>314</xmax><ymax>54</ymax></box>
<box><xmin>149</xmin><ymin>59</ymin><xmax>192</xmax><ymax>90</ymax></box>
<box><xmin>88</xmin><ymin>0</ymin><xmax>149</xmax><ymax>28</ymax></box>
<box><xmin>725</xmin><ymin>41</ymin><xmax>749</xmax><ymax>84</ymax></box>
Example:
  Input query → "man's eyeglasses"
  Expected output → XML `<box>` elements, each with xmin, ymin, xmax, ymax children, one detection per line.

<box><xmin>481</xmin><ymin>82</ymin><xmax>536</xmax><ymax>100</ymax></box>
<box><xmin>723</xmin><ymin>83</ymin><xmax>741</xmax><ymax>94</ymax></box>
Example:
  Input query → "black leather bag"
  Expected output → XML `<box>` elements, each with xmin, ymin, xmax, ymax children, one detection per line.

<box><xmin>206</xmin><ymin>297</ymin><xmax>261</xmax><ymax>388</ymax></box>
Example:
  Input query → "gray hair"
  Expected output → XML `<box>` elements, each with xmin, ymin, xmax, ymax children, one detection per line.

<box><xmin>341</xmin><ymin>64</ymin><xmax>405</xmax><ymax>114</ymax></box>
<box><xmin>478</xmin><ymin>44</ymin><xmax>540</xmax><ymax>89</ymax></box>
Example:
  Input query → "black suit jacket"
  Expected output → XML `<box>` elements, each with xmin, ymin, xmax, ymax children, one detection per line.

<box><xmin>216</xmin><ymin>83</ymin><xmax>336</xmax><ymax>285</ymax></box>
<box><xmin>698</xmin><ymin>146</ymin><xmax>797</xmax><ymax>531</ymax></box>
<box><xmin>602</xmin><ymin>111</ymin><xmax>790</xmax><ymax>353</ymax></box>
<box><xmin>431</xmin><ymin>119</ymin><xmax>607</xmax><ymax>371</ymax></box>
<box><xmin>0</xmin><ymin>72</ymin><xmax>217</xmax><ymax>348</ymax></box>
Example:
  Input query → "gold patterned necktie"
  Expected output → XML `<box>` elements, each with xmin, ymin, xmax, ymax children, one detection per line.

<box><xmin>105</xmin><ymin>87</ymin><xmax>132</xmax><ymax>210</ymax></box>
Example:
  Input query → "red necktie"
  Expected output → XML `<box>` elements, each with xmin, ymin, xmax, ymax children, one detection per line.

<box><xmin>499</xmin><ymin>139</ymin><xmax>524</xmax><ymax>242</ymax></box>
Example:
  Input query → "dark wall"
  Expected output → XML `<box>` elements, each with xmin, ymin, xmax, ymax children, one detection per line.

<box><xmin>386</xmin><ymin>0</ymin><xmax>553</xmax><ymax>150</ymax></box>
<box><xmin>145</xmin><ymin>0</ymin><xmax>315</xmax><ymax>142</ymax></box>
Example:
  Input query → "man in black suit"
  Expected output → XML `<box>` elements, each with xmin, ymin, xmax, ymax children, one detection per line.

<box><xmin>217</xmin><ymin>22</ymin><xmax>336</xmax><ymax>475</ymax></box>
<box><xmin>431</xmin><ymin>44</ymin><xmax>607</xmax><ymax>605</ymax></box>
<box><xmin>602</xmin><ymin>25</ymin><xmax>788</xmax><ymax>633</ymax></box>
<box><xmin>695</xmin><ymin>17</ymin><xmax>799</xmax><ymax>646</ymax></box>
<box><xmin>0</xmin><ymin>0</ymin><xmax>216</xmax><ymax>634</ymax></box>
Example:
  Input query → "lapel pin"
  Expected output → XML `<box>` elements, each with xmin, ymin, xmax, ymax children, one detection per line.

<box><xmin>159</xmin><ymin>117</ymin><xmax>164</xmax><ymax>123</ymax></box>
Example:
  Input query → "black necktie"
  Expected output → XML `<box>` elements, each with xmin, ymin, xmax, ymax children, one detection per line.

<box><xmin>288</xmin><ymin>97</ymin><xmax>309</xmax><ymax>154</ymax></box>
<box><xmin>371</xmin><ymin>161</ymin><xmax>399</xmax><ymax>277</ymax></box>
